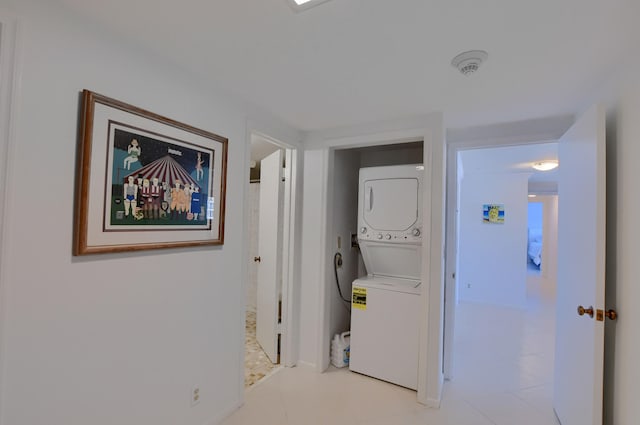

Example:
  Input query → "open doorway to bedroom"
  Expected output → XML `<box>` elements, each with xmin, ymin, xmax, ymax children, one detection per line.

<box><xmin>445</xmin><ymin>142</ymin><xmax>560</xmax><ymax>422</ymax></box>
<box><xmin>527</xmin><ymin>201</ymin><xmax>544</xmax><ymax>275</ymax></box>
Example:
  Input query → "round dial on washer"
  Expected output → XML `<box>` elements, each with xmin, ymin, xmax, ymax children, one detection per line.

<box><xmin>360</xmin><ymin>227</ymin><xmax>367</xmax><ymax>234</ymax></box>
<box><xmin>377</xmin><ymin>233</ymin><xmax>383</xmax><ymax>240</ymax></box>
<box><xmin>385</xmin><ymin>234</ymin><xmax>391</xmax><ymax>240</ymax></box>
<box><xmin>412</xmin><ymin>228</ymin><xmax>421</xmax><ymax>237</ymax></box>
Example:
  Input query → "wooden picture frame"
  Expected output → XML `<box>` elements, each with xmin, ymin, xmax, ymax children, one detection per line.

<box><xmin>73</xmin><ymin>90</ymin><xmax>227</xmax><ymax>255</ymax></box>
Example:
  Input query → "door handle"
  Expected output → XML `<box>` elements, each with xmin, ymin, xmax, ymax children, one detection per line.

<box><xmin>369</xmin><ymin>187</ymin><xmax>373</xmax><ymax>211</ymax></box>
<box><xmin>577</xmin><ymin>305</ymin><xmax>594</xmax><ymax>318</ymax></box>
<box><xmin>365</xmin><ymin>186</ymin><xmax>373</xmax><ymax>212</ymax></box>
<box><xmin>605</xmin><ymin>309</ymin><xmax>618</xmax><ymax>321</ymax></box>
<box><xmin>254</xmin><ymin>256</ymin><xmax>261</xmax><ymax>263</ymax></box>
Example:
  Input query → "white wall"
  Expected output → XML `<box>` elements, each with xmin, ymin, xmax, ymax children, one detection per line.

<box><xmin>458</xmin><ymin>172</ymin><xmax>529</xmax><ymax>308</ymax></box>
<box><xmin>298</xmin><ymin>149</ymin><xmax>327</xmax><ymax>368</ymax></box>
<box><xmin>0</xmin><ymin>2</ymin><xmax>300</xmax><ymax>425</ymax></box>
<box><xmin>328</xmin><ymin>150</ymin><xmax>359</xmax><ymax>340</ymax></box>
<box><xmin>528</xmin><ymin>201</ymin><xmax>543</xmax><ymax>230</ymax></box>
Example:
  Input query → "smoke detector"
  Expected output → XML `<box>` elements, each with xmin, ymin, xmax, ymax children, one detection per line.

<box><xmin>451</xmin><ymin>50</ymin><xmax>488</xmax><ymax>76</ymax></box>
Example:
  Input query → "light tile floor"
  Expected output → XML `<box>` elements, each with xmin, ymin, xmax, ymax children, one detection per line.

<box><xmin>224</xmin><ymin>275</ymin><xmax>559</xmax><ymax>424</ymax></box>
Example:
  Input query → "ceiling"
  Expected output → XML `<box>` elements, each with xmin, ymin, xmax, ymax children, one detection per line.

<box><xmin>251</xmin><ymin>134</ymin><xmax>281</xmax><ymax>163</ymax></box>
<box><xmin>54</xmin><ymin>0</ymin><xmax>637</xmax><ymax>132</ymax></box>
<box><xmin>460</xmin><ymin>142</ymin><xmax>559</xmax><ymax>188</ymax></box>
<box><xmin>459</xmin><ymin>143</ymin><xmax>562</xmax><ymax>194</ymax></box>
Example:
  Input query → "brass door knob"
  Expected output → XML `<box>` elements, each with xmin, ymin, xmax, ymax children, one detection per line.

<box><xmin>254</xmin><ymin>256</ymin><xmax>261</xmax><ymax>263</ymax></box>
<box><xmin>605</xmin><ymin>309</ymin><xmax>618</xmax><ymax>321</ymax></box>
<box><xmin>577</xmin><ymin>305</ymin><xmax>594</xmax><ymax>318</ymax></box>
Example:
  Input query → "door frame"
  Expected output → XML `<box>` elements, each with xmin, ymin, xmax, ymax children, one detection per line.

<box><xmin>240</xmin><ymin>128</ymin><xmax>302</xmax><ymax>398</ymax></box>
<box><xmin>442</xmin><ymin>116</ymin><xmax>573</xmax><ymax>378</ymax></box>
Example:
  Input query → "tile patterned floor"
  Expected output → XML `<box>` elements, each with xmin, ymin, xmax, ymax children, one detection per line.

<box><xmin>245</xmin><ymin>309</ymin><xmax>278</xmax><ymax>388</ymax></box>
<box><xmin>227</xmin><ymin>275</ymin><xmax>559</xmax><ymax>424</ymax></box>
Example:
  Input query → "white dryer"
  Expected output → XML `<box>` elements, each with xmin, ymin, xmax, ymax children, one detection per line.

<box><xmin>350</xmin><ymin>164</ymin><xmax>423</xmax><ymax>390</ymax></box>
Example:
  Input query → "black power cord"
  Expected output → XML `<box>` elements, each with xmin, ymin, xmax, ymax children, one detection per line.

<box><xmin>334</xmin><ymin>252</ymin><xmax>351</xmax><ymax>305</ymax></box>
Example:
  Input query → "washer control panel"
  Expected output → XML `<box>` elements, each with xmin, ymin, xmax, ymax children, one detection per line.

<box><xmin>358</xmin><ymin>226</ymin><xmax>422</xmax><ymax>243</ymax></box>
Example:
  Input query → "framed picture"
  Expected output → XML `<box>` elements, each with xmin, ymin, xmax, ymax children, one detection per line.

<box><xmin>482</xmin><ymin>204</ymin><xmax>505</xmax><ymax>224</ymax></box>
<box><xmin>73</xmin><ymin>90</ymin><xmax>228</xmax><ymax>255</ymax></box>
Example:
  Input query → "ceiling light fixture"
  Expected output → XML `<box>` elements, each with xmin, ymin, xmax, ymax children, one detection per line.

<box><xmin>528</xmin><ymin>194</ymin><xmax>537</xmax><ymax>198</ymax></box>
<box><xmin>532</xmin><ymin>160</ymin><xmax>559</xmax><ymax>171</ymax></box>
<box><xmin>288</xmin><ymin>0</ymin><xmax>332</xmax><ymax>11</ymax></box>
<box><xmin>451</xmin><ymin>50</ymin><xmax>488</xmax><ymax>76</ymax></box>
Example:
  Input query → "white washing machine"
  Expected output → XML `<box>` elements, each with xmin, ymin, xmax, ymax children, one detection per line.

<box><xmin>350</xmin><ymin>276</ymin><xmax>421</xmax><ymax>389</ymax></box>
<box><xmin>349</xmin><ymin>164</ymin><xmax>423</xmax><ymax>390</ymax></box>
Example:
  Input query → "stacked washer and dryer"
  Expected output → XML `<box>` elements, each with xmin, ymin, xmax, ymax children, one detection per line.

<box><xmin>349</xmin><ymin>164</ymin><xmax>423</xmax><ymax>390</ymax></box>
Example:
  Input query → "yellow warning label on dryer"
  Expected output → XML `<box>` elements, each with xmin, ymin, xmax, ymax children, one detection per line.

<box><xmin>352</xmin><ymin>287</ymin><xmax>367</xmax><ymax>310</ymax></box>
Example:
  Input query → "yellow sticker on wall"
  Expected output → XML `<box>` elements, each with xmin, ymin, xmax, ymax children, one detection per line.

<box><xmin>352</xmin><ymin>287</ymin><xmax>367</xmax><ymax>310</ymax></box>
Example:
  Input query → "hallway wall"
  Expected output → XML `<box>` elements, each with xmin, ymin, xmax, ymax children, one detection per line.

<box><xmin>328</xmin><ymin>150</ymin><xmax>359</xmax><ymax>340</ymax></box>
<box><xmin>0</xmin><ymin>2</ymin><xmax>300</xmax><ymax>425</ymax></box>
<box><xmin>458</xmin><ymin>172</ymin><xmax>530</xmax><ymax>308</ymax></box>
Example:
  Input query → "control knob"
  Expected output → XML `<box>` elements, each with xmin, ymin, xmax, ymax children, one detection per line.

<box><xmin>377</xmin><ymin>233</ymin><xmax>383</xmax><ymax>240</ymax></box>
<box><xmin>385</xmin><ymin>234</ymin><xmax>392</xmax><ymax>240</ymax></box>
<box><xmin>360</xmin><ymin>227</ymin><xmax>367</xmax><ymax>234</ymax></box>
<box><xmin>412</xmin><ymin>228</ymin><xmax>421</xmax><ymax>237</ymax></box>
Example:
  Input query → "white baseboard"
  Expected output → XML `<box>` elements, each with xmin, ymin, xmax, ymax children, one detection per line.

<box><xmin>424</xmin><ymin>397</ymin><xmax>441</xmax><ymax>408</ymax></box>
<box><xmin>296</xmin><ymin>360</ymin><xmax>317</xmax><ymax>370</ymax></box>
<box><xmin>208</xmin><ymin>401</ymin><xmax>243</xmax><ymax>425</ymax></box>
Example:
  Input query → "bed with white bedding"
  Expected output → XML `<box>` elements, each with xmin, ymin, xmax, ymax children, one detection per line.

<box><xmin>528</xmin><ymin>228</ymin><xmax>542</xmax><ymax>266</ymax></box>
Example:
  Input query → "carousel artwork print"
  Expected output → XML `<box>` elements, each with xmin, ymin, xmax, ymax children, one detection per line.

<box><xmin>106</xmin><ymin>125</ymin><xmax>212</xmax><ymax>229</ymax></box>
<box><xmin>73</xmin><ymin>90</ymin><xmax>227</xmax><ymax>255</ymax></box>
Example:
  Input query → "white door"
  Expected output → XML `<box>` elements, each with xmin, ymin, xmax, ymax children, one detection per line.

<box><xmin>554</xmin><ymin>104</ymin><xmax>606</xmax><ymax>425</ymax></box>
<box><xmin>256</xmin><ymin>149</ymin><xmax>284</xmax><ymax>363</ymax></box>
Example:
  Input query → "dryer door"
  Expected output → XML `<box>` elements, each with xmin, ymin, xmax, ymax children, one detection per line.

<box><xmin>363</xmin><ymin>177</ymin><xmax>419</xmax><ymax>232</ymax></box>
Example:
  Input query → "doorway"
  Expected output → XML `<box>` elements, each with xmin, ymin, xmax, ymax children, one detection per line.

<box><xmin>527</xmin><ymin>201</ymin><xmax>543</xmax><ymax>275</ymax></box>
<box><xmin>444</xmin><ymin>107</ymin><xmax>606</xmax><ymax>424</ymax></box>
<box><xmin>306</xmin><ymin>116</ymin><xmax>445</xmax><ymax>405</ymax></box>
<box><xmin>244</xmin><ymin>132</ymin><xmax>297</xmax><ymax>387</ymax></box>
<box><xmin>327</xmin><ymin>141</ymin><xmax>425</xmax><ymax>357</ymax></box>
<box><xmin>444</xmin><ymin>142</ymin><xmax>560</xmax><ymax>421</ymax></box>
